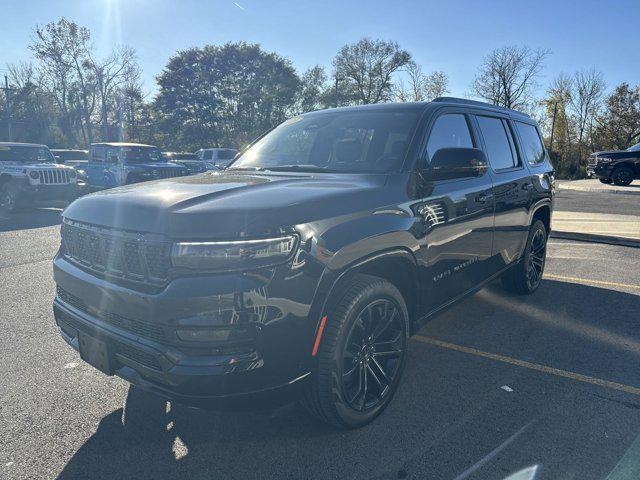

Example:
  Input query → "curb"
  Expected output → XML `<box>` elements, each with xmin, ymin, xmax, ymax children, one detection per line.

<box><xmin>556</xmin><ymin>183</ymin><xmax>640</xmax><ymax>196</ymax></box>
<box><xmin>550</xmin><ymin>230</ymin><xmax>640</xmax><ymax>248</ymax></box>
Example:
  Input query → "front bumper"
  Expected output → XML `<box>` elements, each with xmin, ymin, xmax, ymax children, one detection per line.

<box><xmin>52</xmin><ymin>254</ymin><xmax>316</xmax><ymax>408</ymax></box>
<box><xmin>21</xmin><ymin>182</ymin><xmax>78</xmax><ymax>202</ymax></box>
<box><xmin>586</xmin><ymin>164</ymin><xmax>614</xmax><ymax>178</ymax></box>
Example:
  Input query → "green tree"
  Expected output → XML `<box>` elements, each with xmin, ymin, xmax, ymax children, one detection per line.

<box><xmin>155</xmin><ymin>42</ymin><xmax>299</xmax><ymax>150</ymax></box>
<box><xmin>596</xmin><ymin>83</ymin><xmax>640</xmax><ymax>149</ymax></box>
<box><xmin>294</xmin><ymin>65</ymin><xmax>329</xmax><ymax>113</ymax></box>
<box><xmin>333</xmin><ymin>38</ymin><xmax>411</xmax><ymax>105</ymax></box>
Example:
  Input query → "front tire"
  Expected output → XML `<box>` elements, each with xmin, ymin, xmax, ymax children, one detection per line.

<box><xmin>302</xmin><ymin>274</ymin><xmax>409</xmax><ymax>428</ymax></box>
<box><xmin>501</xmin><ymin>219</ymin><xmax>548</xmax><ymax>295</ymax></box>
<box><xmin>0</xmin><ymin>183</ymin><xmax>19</xmax><ymax>214</ymax></box>
<box><xmin>612</xmin><ymin>166</ymin><xmax>634</xmax><ymax>186</ymax></box>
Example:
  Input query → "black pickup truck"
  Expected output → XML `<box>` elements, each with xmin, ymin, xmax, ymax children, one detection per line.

<box><xmin>587</xmin><ymin>142</ymin><xmax>640</xmax><ymax>186</ymax></box>
<box><xmin>52</xmin><ymin>98</ymin><xmax>554</xmax><ymax>428</ymax></box>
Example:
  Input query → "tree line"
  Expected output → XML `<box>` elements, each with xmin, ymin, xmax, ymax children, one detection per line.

<box><xmin>1</xmin><ymin>18</ymin><xmax>639</xmax><ymax>178</ymax></box>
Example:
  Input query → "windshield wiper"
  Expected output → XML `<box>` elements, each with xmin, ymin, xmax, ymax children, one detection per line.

<box><xmin>264</xmin><ymin>165</ymin><xmax>337</xmax><ymax>173</ymax></box>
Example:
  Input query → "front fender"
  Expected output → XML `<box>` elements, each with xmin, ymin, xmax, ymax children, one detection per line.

<box><xmin>301</xmin><ymin>210</ymin><xmax>422</xmax><ymax>356</ymax></box>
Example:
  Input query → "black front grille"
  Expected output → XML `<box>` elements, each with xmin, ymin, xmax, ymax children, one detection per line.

<box><xmin>61</xmin><ymin>220</ymin><xmax>171</xmax><ymax>285</ymax></box>
<box><xmin>55</xmin><ymin>307</ymin><xmax>161</xmax><ymax>371</ymax></box>
<box><xmin>56</xmin><ymin>286</ymin><xmax>165</xmax><ymax>343</ymax></box>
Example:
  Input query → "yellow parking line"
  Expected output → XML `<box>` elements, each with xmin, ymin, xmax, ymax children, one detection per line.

<box><xmin>544</xmin><ymin>273</ymin><xmax>640</xmax><ymax>290</ymax></box>
<box><xmin>413</xmin><ymin>335</ymin><xmax>640</xmax><ymax>396</ymax></box>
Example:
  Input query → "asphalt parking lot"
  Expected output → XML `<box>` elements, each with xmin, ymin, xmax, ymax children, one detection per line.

<box><xmin>1</xmin><ymin>192</ymin><xmax>640</xmax><ymax>480</ymax></box>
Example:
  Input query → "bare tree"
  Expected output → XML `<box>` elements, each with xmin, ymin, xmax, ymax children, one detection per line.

<box><xmin>333</xmin><ymin>38</ymin><xmax>411</xmax><ymax>104</ymax></box>
<box><xmin>570</xmin><ymin>68</ymin><xmax>605</xmax><ymax>158</ymax></box>
<box><xmin>394</xmin><ymin>63</ymin><xmax>449</xmax><ymax>102</ymax></box>
<box><xmin>91</xmin><ymin>46</ymin><xmax>139</xmax><ymax>140</ymax></box>
<box><xmin>30</xmin><ymin>18</ymin><xmax>96</xmax><ymax>143</ymax></box>
<box><xmin>472</xmin><ymin>45</ymin><xmax>550</xmax><ymax>109</ymax></box>
<box><xmin>423</xmin><ymin>71</ymin><xmax>449</xmax><ymax>100</ymax></box>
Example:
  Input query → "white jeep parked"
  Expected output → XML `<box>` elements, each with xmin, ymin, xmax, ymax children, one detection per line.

<box><xmin>0</xmin><ymin>142</ymin><xmax>78</xmax><ymax>213</ymax></box>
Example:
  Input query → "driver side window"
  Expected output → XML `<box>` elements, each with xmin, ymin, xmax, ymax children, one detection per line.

<box><xmin>425</xmin><ymin>114</ymin><xmax>474</xmax><ymax>162</ymax></box>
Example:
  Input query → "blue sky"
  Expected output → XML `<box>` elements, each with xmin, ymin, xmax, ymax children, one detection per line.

<box><xmin>1</xmin><ymin>0</ymin><xmax>638</xmax><ymax>100</ymax></box>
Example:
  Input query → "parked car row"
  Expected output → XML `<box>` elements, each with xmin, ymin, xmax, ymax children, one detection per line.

<box><xmin>0</xmin><ymin>142</ymin><xmax>238</xmax><ymax>213</ymax></box>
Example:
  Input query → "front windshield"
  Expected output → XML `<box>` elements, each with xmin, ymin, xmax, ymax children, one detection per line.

<box><xmin>230</xmin><ymin>109</ymin><xmax>420</xmax><ymax>173</ymax></box>
<box><xmin>118</xmin><ymin>146</ymin><xmax>165</xmax><ymax>163</ymax></box>
<box><xmin>626</xmin><ymin>142</ymin><xmax>640</xmax><ymax>152</ymax></box>
<box><xmin>0</xmin><ymin>145</ymin><xmax>55</xmax><ymax>163</ymax></box>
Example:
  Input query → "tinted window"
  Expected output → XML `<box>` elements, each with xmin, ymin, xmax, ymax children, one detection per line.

<box><xmin>231</xmin><ymin>110</ymin><xmax>420</xmax><ymax>173</ymax></box>
<box><xmin>0</xmin><ymin>145</ymin><xmax>54</xmax><ymax>163</ymax></box>
<box><xmin>426</xmin><ymin>114</ymin><xmax>473</xmax><ymax>160</ymax></box>
<box><xmin>203</xmin><ymin>150</ymin><xmax>213</xmax><ymax>160</ymax></box>
<box><xmin>477</xmin><ymin>116</ymin><xmax>517</xmax><ymax>170</ymax></box>
<box><xmin>217</xmin><ymin>149</ymin><xmax>237</xmax><ymax>160</ymax></box>
<box><xmin>516</xmin><ymin>122</ymin><xmax>545</xmax><ymax>165</ymax></box>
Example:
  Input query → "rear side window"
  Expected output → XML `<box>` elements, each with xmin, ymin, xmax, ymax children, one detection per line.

<box><xmin>516</xmin><ymin>122</ymin><xmax>545</xmax><ymax>165</ymax></box>
<box><xmin>426</xmin><ymin>114</ymin><xmax>473</xmax><ymax>160</ymax></box>
<box><xmin>476</xmin><ymin>116</ymin><xmax>518</xmax><ymax>170</ymax></box>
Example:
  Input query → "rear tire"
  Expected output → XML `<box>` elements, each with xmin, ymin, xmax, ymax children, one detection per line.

<box><xmin>501</xmin><ymin>220</ymin><xmax>548</xmax><ymax>295</ymax></box>
<box><xmin>612</xmin><ymin>166</ymin><xmax>634</xmax><ymax>186</ymax></box>
<box><xmin>599</xmin><ymin>178</ymin><xmax>612</xmax><ymax>184</ymax></box>
<box><xmin>302</xmin><ymin>274</ymin><xmax>409</xmax><ymax>428</ymax></box>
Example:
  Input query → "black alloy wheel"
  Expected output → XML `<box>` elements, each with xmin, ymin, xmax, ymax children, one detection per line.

<box><xmin>0</xmin><ymin>183</ymin><xmax>18</xmax><ymax>214</ymax></box>
<box><xmin>341</xmin><ymin>299</ymin><xmax>404</xmax><ymax>412</ymax></box>
<box><xmin>612</xmin><ymin>166</ymin><xmax>634</xmax><ymax>186</ymax></box>
<box><xmin>526</xmin><ymin>227</ymin><xmax>547</xmax><ymax>291</ymax></box>
<box><xmin>501</xmin><ymin>219</ymin><xmax>548</xmax><ymax>295</ymax></box>
<box><xmin>302</xmin><ymin>274</ymin><xmax>409</xmax><ymax>428</ymax></box>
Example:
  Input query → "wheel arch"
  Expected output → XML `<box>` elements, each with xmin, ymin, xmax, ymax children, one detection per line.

<box><xmin>310</xmin><ymin>248</ymin><xmax>421</xmax><ymax>352</ymax></box>
<box><xmin>531</xmin><ymin>203</ymin><xmax>551</xmax><ymax>235</ymax></box>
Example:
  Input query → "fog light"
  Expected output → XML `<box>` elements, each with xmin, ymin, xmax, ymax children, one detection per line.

<box><xmin>176</xmin><ymin>326</ymin><xmax>253</xmax><ymax>343</ymax></box>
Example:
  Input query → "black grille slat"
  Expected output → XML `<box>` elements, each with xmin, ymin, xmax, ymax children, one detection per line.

<box><xmin>61</xmin><ymin>221</ymin><xmax>170</xmax><ymax>286</ymax></box>
<box><xmin>56</xmin><ymin>286</ymin><xmax>165</xmax><ymax>343</ymax></box>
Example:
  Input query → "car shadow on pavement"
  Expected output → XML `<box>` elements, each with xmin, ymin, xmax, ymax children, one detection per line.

<box><xmin>0</xmin><ymin>208</ymin><xmax>62</xmax><ymax>232</ymax></box>
<box><xmin>55</xmin><ymin>279</ymin><xmax>640</xmax><ymax>480</ymax></box>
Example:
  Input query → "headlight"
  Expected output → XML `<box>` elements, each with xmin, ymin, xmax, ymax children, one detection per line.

<box><xmin>599</xmin><ymin>157</ymin><xmax>613</xmax><ymax>163</ymax></box>
<box><xmin>171</xmin><ymin>235</ymin><xmax>298</xmax><ymax>271</ymax></box>
<box><xmin>151</xmin><ymin>169</ymin><xmax>160</xmax><ymax>177</ymax></box>
<box><xmin>29</xmin><ymin>171</ymin><xmax>39</xmax><ymax>180</ymax></box>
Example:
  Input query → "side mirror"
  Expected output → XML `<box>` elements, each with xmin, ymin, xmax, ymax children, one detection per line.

<box><xmin>425</xmin><ymin>147</ymin><xmax>488</xmax><ymax>181</ymax></box>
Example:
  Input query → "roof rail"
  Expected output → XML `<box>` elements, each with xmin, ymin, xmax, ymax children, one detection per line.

<box><xmin>432</xmin><ymin>96</ymin><xmax>528</xmax><ymax>116</ymax></box>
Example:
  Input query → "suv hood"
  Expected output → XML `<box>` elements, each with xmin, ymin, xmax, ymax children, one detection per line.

<box><xmin>0</xmin><ymin>162</ymin><xmax>74</xmax><ymax>174</ymax></box>
<box><xmin>592</xmin><ymin>150</ymin><xmax>635</xmax><ymax>158</ymax></box>
<box><xmin>63</xmin><ymin>171</ymin><xmax>389</xmax><ymax>238</ymax></box>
